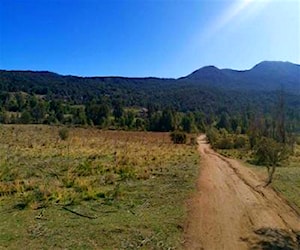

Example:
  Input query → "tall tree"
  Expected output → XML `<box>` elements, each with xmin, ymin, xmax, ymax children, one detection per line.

<box><xmin>159</xmin><ymin>109</ymin><xmax>175</xmax><ymax>132</ymax></box>
<box><xmin>113</xmin><ymin>102</ymin><xmax>124</xmax><ymax>120</ymax></box>
<box><xmin>86</xmin><ymin>103</ymin><xmax>110</xmax><ymax>126</ymax></box>
<box><xmin>181</xmin><ymin>113</ymin><xmax>196</xmax><ymax>133</ymax></box>
<box><xmin>276</xmin><ymin>89</ymin><xmax>286</xmax><ymax>143</ymax></box>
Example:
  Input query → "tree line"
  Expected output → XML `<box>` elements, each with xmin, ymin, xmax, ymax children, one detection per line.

<box><xmin>206</xmin><ymin>91</ymin><xmax>298</xmax><ymax>186</ymax></box>
<box><xmin>0</xmin><ymin>91</ymin><xmax>298</xmax><ymax>136</ymax></box>
<box><xmin>0</xmin><ymin>92</ymin><xmax>207</xmax><ymax>133</ymax></box>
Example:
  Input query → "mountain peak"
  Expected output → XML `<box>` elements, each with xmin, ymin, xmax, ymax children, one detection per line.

<box><xmin>190</xmin><ymin>65</ymin><xmax>220</xmax><ymax>75</ymax></box>
<box><xmin>251</xmin><ymin>61</ymin><xmax>296</xmax><ymax>70</ymax></box>
<box><xmin>179</xmin><ymin>65</ymin><xmax>233</xmax><ymax>88</ymax></box>
<box><xmin>178</xmin><ymin>61</ymin><xmax>299</xmax><ymax>92</ymax></box>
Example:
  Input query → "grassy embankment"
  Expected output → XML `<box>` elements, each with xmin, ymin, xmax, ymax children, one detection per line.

<box><xmin>271</xmin><ymin>145</ymin><xmax>300</xmax><ymax>209</ymax></box>
<box><xmin>219</xmin><ymin>142</ymin><xmax>300</xmax><ymax>209</ymax></box>
<box><xmin>0</xmin><ymin>125</ymin><xmax>199</xmax><ymax>249</ymax></box>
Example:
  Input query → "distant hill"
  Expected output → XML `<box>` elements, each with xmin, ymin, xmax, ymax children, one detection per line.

<box><xmin>180</xmin><ymin>61</ymin><xmax>300</xmax><ymax>93</ymax></box>
<box><xmin>0</xmin><ymin>61</ymin><xmax>299</xmax><ymax>113</ymax></box>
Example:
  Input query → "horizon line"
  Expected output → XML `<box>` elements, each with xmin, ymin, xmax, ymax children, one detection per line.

<box><xmin>0</xmin><ymin>60</ymin><xmax>297</xmax><ymax>79</ymax></box>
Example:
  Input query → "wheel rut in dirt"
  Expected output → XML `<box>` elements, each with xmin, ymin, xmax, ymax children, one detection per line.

<box><xmin>184</xmin><ymin>135</ymin><xmax>300</xmax><ymax>250</ymax></box>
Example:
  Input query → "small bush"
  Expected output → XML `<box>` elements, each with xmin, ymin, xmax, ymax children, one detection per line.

<box><xmin>170</xmin><ymin>131</ymin><xmax>187</xmax><ymax>144</ymax></box>
<box><xmin>207</xmin><ymin>128</ymin><xmax>247</xmax><ymax>150</ymax></box>
<box><xmin>59</xmin><ymin>127</ymin><xmax>69</xmax><ymax>141</ymax></box>
<box><xmin>216</xmin><ymin>137</ymin><xmax>234</xmax><ymax>149</ymax></box>
<box><xmin>234</xmin><ymin>136</ymin><xmax>248</xmax><ymax>149</ymax></box>
<box><xmin>206</xmin><ymin>128</ymin><xmax>220</xmax><ymax>147</ymax></box>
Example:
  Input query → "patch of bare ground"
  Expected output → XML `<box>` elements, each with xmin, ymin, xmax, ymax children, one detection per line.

<box><xmin>184</xmin><ymin>135</ymin><xmax>300</xmax><ymax>250</ymax></box>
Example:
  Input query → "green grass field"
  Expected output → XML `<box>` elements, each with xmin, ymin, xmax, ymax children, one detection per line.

<box><xmin>272</xmin><ymin>145</ymin><xmax>300</xmax><ymax>209</ymax></box>
<box><xmin>0</xmin><ymin>125</ymin><xmax>199</xmax><ymax>249</ymax></box>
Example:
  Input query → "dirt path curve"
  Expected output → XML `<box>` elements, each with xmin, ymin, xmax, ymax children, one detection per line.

<box><xmin>184</xmin><ymin>135</ymin><xmax>300</xmax><ymax>250</ymax></box>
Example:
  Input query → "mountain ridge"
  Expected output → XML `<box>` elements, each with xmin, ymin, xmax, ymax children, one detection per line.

<box><xmin>0</xmin><ymin>61</ymin><xmax>299</xmax><ymax>127</ymax></box>
<box><xmin>0</xmin><ymin>61</ymin><xmax>299</xmax><ymax>105</ymax></box>
<box><xmin>180</xmin><ymin>61</ymin><xmax>300</xmax><ymax>92</ymax></box>
<box><xmin>1</xmin><ymin>60</ymin><xmax>299</xmax><ymax>78</ymax></box>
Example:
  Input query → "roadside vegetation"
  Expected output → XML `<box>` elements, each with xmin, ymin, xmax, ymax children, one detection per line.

<box><xmin>206</xmin><ymin>126</ymin><xmax>300</xmax><ymax>209</ymax></box>
<box><xmin>0</xmin><ymin>125</ymin><xmax>199</xmax><ymax>249</ymax></box>
<box><xmin>271</xmin><ymin>143</ymin><xmax>300</xmax><ymax>209</ymax></box>
<box><xmin>205</xmin><ymin>91</ymin><xmax>300</xmax><ymax>208</ymax></box>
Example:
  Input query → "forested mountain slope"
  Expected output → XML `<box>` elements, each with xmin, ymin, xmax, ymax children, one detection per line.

<box><xmin>1</xmin><ymin>61</ymin><xmax>299</xmax><ymax>98</ymax></box>
<box><xmin>180</xmin><ymin>61</ymin><xmax>300</xmax><ymax>93</ymax></box>
<box><xmin>0</xmin><ymin>61</ymin><xmax>299</xmax><ymax>131</ymax></box>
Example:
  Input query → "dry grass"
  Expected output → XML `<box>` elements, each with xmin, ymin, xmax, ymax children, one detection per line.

<box><xmin>0</xmin><ymin>125</ymin><xmax>199</xmax><ymax>249</ymax></box>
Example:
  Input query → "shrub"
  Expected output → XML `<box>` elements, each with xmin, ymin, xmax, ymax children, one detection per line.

<box><xmin>206</xmin><ymin>128</ymin><xmax>235</xmax><ymax>149</ymax></box>
<box><xmin>206</xmin><ymin>128</ymin><xmax>220</xmax><ymax>148</ymax></box>
<box><xmin>253</xmin><ymin>137</ymin><xmax>289</xmax><ymax>166</ymax></box>
<box><xmin>170</xmin><ymin>131</ymin><xmax>187</xmax><ymax>144</ymax></box>
<box><xmin>253</xmin><ymin>137</ymin><xmax>291</xmax><ymax>186</ymax></box>
<box><xmin>216</xmin><ymin>137</ymin><xmax>234</xmax><ymax>149</ymax></box>
<box><xmin>59</xmin><ymin>127</ymin><xmax>69</xmax><ymax>141</ymax></box>
<box><xmin>234</xmin><ymin>135</ymin><xmax>248</xmax><ymax>149</ymax></box>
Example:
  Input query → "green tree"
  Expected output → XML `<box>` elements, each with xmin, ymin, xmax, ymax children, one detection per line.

<box><xmin>15</xmin><ymin>93</ymin><xmax>26</xmax><ymax>111</ymax></box>
<box><xmin>148</xmin><ymin>112</ymin><xmax>161</xmax><ymax>131</ymax></box>
<box><xmin>159</xmin><ymin>109</ymin><xmax>175</xmax><ymax>132</ymax></box>
<box><xmin>20</xmin><ymin>110</ymin><xmax>33</xmax><ymax>124</ymax></box>
<box><xmin>86</xmin><ymin>104</ymin><xmax>110</xmax><ymax>126</ymax></box>
<box><xmin>113</xmin><ymin>102</ymin><xmax>124</xmax><ymax>120</ymax></box>
<box><xmin>31</xmin><ymin>101</ymin><xmax>47</xmax><ymax>123</ymax></box>
<box><xmin>216</xmin><ymin>112</ymin><xmax>231</xmax><ymax>132</ymax></box>
<box><xmin>72</xmin><ymin>107</ymin><xmax>87</xmax><ymax>125</ymax></box>
<box><xmin>194</xmin><ymin>111</ymin><xmax>206</xmax><ymax>132</ymax></box>
<box><xmin>50</xmin><ymin>100</ymin><xmax>64</xmax><ymax>122</ymax></box>
<box><xmin>135</xmin><ymin>118</ymin><xmax>145</xmax><ymax>130</ymax></box>
<box><xmin>5</xmin><ymin>94</ymin><xmax>18</xmax><ymax>112</ymax></box>
<box><xmin>275</xmin><ymin>89</ymin><xmax>286</xmax><ymax>143</ymax></box>
<box><xmin>125</xmin><ymin>111</ymin><xmax>135</xmax><ymax>128</ymax></box>
<box><xmin>0</xmin><ymin>109</ymin><xmax>10</xmax><ymax>124</ymax></box>
<box><xmin>254</xmin><ymin>137</ymin><xmax>289</xmax><ymax>186</ymax></box>
<box><xmin>181</xmin><ymin>113</ymin><xmax>196</xmax><ymax>133</ymax></box>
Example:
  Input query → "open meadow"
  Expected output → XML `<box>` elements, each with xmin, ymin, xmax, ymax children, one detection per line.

<box><xmin>0</xmin><ymin>125</ymin><xmax>199</xmax><ymax>249</ymax></box>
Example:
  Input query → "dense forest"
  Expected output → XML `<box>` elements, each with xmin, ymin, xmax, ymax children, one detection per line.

<box><xmin>0</xmin><ymin>61</ymin><xmax>299</xmax><ymax>135</ymax></box>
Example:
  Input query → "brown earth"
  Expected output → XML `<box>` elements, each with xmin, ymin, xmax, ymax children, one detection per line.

<box><xmin>184</xmin><ymin>135</ymin><xmax>300</xmax><ymax>250</ymax></box>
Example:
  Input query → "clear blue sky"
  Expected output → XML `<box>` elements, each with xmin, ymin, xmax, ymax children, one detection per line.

<box><xmin>0</xmin><ymin>0</ymin><xmax>299</xmax><ymax>78</ymax></box>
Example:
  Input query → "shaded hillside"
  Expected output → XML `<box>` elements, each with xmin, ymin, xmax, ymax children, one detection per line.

<box><xmin>1</xmin><ymin>61</ymin><xmax>299</xmax><ymax>102</ymax></box>
<box><xmin>180</xmin><ymin>61</ymin><xmax>300</xmax><ymax>93</ymax></box>
<box><xmin>0</xmin><ymin>61</ymin><xmax>299</xmax><ymax>129</ymax></box>
<box><xmin>0</xmin><ymin>70</ymin><xmax>174</xmax><ymax>105</ymax></box>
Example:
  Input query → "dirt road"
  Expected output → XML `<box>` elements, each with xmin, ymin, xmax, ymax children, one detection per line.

<box><xmin>184</xmin><ymin>135</ymin><xmax>300</xmax><ymax>250</ymax></box>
